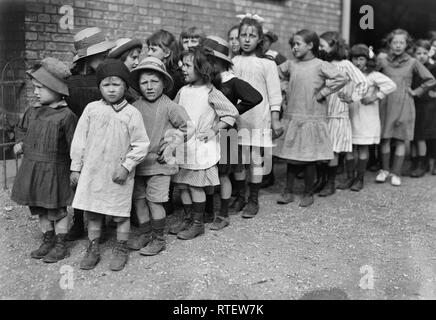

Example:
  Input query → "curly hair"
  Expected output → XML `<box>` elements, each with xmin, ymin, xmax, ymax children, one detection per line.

<box><xmin>238</xmin><ymin>17</ymin><xmax>265</xmax><ymax>58</ymax></box>
<box><xmin>182</xmin><ymin>46</ymin><xmax>215</xmax><ymax>86</ymax></box>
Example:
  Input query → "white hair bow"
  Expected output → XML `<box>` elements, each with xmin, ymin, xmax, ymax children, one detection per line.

<box><xmin>236</xmin><ymin>13</ymin><xmax>265</xmax><ymax>24</ymax></box>
<box><xmin>369</xmin><ymin>46</ymin><xmax>375</xmax><ymax>59</ymax></box>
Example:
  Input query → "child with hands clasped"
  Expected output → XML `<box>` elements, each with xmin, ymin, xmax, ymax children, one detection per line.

<box><xmin>275</xmin><ymin>30</ymin><xmax>348</xmax><ymax>207</ymax></box>
<box><xmin>70</xmin><ymin>59</ymin><xmax>150</xmax><ymax>271</ymax></box>
<box><xmin>171</xmin><ymin>46</ymin><xmax>239</xmax><ymax>240</ymax></box>
<box><xmin>231</xmin><ymin>16</ymin><xmax>283</xmax><ymax>218</ymax></box>
<box><xmin>11</xmin><ymin>58</ymin><xmax>78</xmax><ymax>263</ymax></box>
<box><xmin>127</xmin><ymin>57</ymin><xmax>191</xmax><ymax>255</ymax></box>
<box><xmin>377</xmin><ymin>29</ymin><xmax>436</xmax><ymax>186</ymax></box>
<box><xmin>348</xmin><ymin>44</ymin><xmax>397</xmax><ymax>191</ymax></box>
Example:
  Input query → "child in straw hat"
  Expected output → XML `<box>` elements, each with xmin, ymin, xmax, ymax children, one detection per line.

<box><xmin>128</xmin><ymin>57</ymin><xmax>191</xmax><ymax>256</ymax></box>
<box><xmin>11</xmin><ymin>57</ymin><xmax>78</xmax><ymax>263</ymax></box>
<box><xmin>70</xmin><ymin>59</ymin><xmax>149</xmax><ymax>271</ymax></box>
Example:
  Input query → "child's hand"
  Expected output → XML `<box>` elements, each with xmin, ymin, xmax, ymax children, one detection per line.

<box><xmin>338</xmin><ymin>92</ymin><xmax>353</xmax><ymax>103</ymax></box>
<box><xmin>361</xmin><ymin>94</ymin><xmax>378</xmax><ymax>105</ymax></box>
<box><xmin>157</xmin><ymin>141</ymin><xmax>176</xmax><ymax>165</ymax></box>
<box><xmin>271</xmin><ymin>119</ymin><xmax>284</xmax><ymax>139</ymax></box>
<box><xmin>112</xmin><ymin>165</ymin><xmax>129</xmax><ymax>185</ymax></box>
<box><xmin>315</xmin><ymin>92</ymin><xmax>325</xmax><ymax>102</ymax></box>
<box><xmin>429</xmin><ymin>90</ymin><xmax>436</xmax><ymax>98</ymax></box>
<box><xmin>70</xmin><ymin>171</ymin><xmax>80</xmax><ymax>190</ymax></box>
<box><xmin>197</xmin><ymin>129</ymin><xmax>216</xmax><ymax>142</ymax></box>
<box><xmin>408</xmin><ymin>88</ymin><xmax>417</xmax><ymax>97</ymax></box>
<box><xmin>13</xmin><ymin>142</ymin><xmax>23</xmax><ymax>156</ymax></box>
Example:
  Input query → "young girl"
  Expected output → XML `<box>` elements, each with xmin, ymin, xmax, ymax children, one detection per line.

<box><xmin>179</xmin><ymin>26</ymin><xmax>205</xmax><ymax>51</ymax></box>
<box><xmin>202</xmin><ymin>35</ymin><xmax>262</xmax><ymax>230</ymax></box>
<box><xmin>377</xmin><ymin>29</ymin><xmax>436</xmax><ymax>186</ymax></box>
<box><xmin>11</xmin><ymin>58</ymin><xmax>77</xmax><ymax>263</ymax></box>
<box><xmin>146</xmin><ymin>30</ymin><xmax>184</xmax><ymax>100</ymax></box>
<box><xmin>275</xmin><ymin>30</ymin><xmax>347</xmax><ymax>207</ymax></box>
<box><xmin>65</xmin><ymin>27</ymin><xmax>115</xmax><ymax>241</ymax></box>
<box><xmin>172</xmin><ymin>46</ymin><xmax>238</xmax><ymax>240</ymax></box>
<box><xmin>317</xmin><ymin>31</ymin><xmax>369</xmax><ymax>196</ymax></box>
<box><xmin>228</xmin><ymin>25</ymin><xmax>240</xmax><ymax>59</ymax></box>
<box><xmin>231</xmin><ymin>16</ymin><xmax>283</xmax><ymax>218</ymax></box>
<box><xmin>70</xmin><ymin>59</ymin><xmax>149</xmax><ymax>271</ymax></box>
<box><xmin>349</xmin><ymin>44</ymin><xmax>397</xmax><ymax>191</ymax></box>
<box><xmin>410</xmin><ymin>40</ymin><xmax>436</xmax><ymax>177</ymax></box>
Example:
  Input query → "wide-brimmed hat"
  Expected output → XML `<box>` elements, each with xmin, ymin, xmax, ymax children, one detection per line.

<box><xmin>73</xmin><ymin>27</ymin><xmax>115</xmax><ymax>63</ymax></box>
<box><xmin>27</xmin><ymin>57</ymin><xmax>71</xmax><ymax>96</ymax></box>
<box><xmin>96</xmin><ymin>59</ymin><xmax>131</xmax><ymax>88</ymax></box>
<box><xmin>108</xmin><ymin>38</ymin><xmax>143</xmax><ymax>59</ymax></box>
<box><xmin>202</xmin><ymin>36</ymin><xmax>233</xmax><ymax>64</ymax></box>
<box><xmin>264</xmin><ymin>30</ymin><xmax>278</xmax><ymax>43</ymax></box>
<box><xmin>130</xmin><ymin>57</ymin><xmax>174</xmax><ymax>93</ymax></box>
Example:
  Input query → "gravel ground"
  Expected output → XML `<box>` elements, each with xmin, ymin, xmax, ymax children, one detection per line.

<box><xmin>1</xmin><ymin>161</ymin><xmax>436</xmax><ymax>300</ymax></box>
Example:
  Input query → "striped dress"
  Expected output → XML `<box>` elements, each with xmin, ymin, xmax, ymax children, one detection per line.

<box><xmin>326</xmin><ymin>60</ymin><xmax>369</xmax><ymax>153</ymax></box>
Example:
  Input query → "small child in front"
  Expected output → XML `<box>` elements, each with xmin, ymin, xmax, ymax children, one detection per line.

<box><xmin>70</xmin><ymin>59</ymin><xmax>150</xmax><ymax>271</ymax></box>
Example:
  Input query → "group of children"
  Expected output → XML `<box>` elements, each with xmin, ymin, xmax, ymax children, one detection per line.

<box><xmin>10</xmin><ymin>14</ymin><xmax>436</xmax><ymax>271</ymax></box>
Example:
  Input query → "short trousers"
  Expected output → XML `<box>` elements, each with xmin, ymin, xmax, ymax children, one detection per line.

<box><xmin>133</xmin><ymin>175</ymin><xmax>171</xmax><ymax>203</ymax></box>
<box><xmin>29</xmin><ymin>206</ymin><xmax>67</xmax><ymax>221</ymax></box>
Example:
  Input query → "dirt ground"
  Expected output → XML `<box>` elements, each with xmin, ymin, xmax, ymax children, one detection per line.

<box><xmin>1</xmin><ymin>161</ymin><xmax>436</xmax><ymax>300</ymax></box>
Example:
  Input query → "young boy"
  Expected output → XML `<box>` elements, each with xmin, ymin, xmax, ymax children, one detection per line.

<box><xmin>179</xmin><ymin>26</ymin><xmax>205</xmax><ymax>51</ymax></box>
<box><xmin>11</xmin><ymin>57</ymin><xmax>77</xmax><ymax>263</ymax></box>
<box><xmin>128</xmin><ymin>57</ymin><xmax>191</xmax><ymax>255</ymax></box>
<box><xmin>70</xmin><ymin>59</ymin><xmax>149</xmax><ymax>271</ymax></box>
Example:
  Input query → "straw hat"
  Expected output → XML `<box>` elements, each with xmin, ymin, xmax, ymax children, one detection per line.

<box><xmin>202</xmin><ymin>35</ymin><xmax>233</xmax><ymax>64</ymax></box>
<box><xmin>130</xmin><ymin>57</ymin><xmax>174</xmax><ymax>93</ymax></box>
<box><xmin>73</xmin><ymin>27</ymin><xmax>115</xmax><ymax>63</ymax></box>
<box><xmin>27</xmin><ymin>57</ymin><xmax>71</xmax><ymax>96</ymax></box>
<box><xmin>108</xmin><ymin>38</ymin><xmax>143</xmax><ymax>59</ymax></box>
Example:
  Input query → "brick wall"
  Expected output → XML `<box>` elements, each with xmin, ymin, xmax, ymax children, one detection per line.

<box><xmin>18</xmin><ymin>0</ymin><xmax>342</xmax><ymax>112</ymax></box>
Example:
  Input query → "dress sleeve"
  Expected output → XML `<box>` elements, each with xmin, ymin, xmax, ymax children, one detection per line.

<box><xmin>122</xmin><ymin>108</ymin><xmax>150</xmax><ymax>173</ymax></box>
<box><xmin>15</xmin><ymin>107</ymin><xmax>32</xmax><ymax>143</ymax></box>
<box><xmin>232</xmin><ymin>78</ymin><xmax>263</xmax><ymax>115</ymax></box>
<box><xmin>371</xmin><ymin>72</ymin><xmax>397</xmax><ymax>100</ymax></box>
<box><xmin>208</xmin><ymin>87</ymin><xmax>239</xmax><ymax>127</ymax></box>
<box><xmin>344</xmin><ymin>61</ymin><xmax>370</xmax><ymax>102</ymax></box>
<box><xmin>70</xmin><ymin>104</ymin><xmax>91</xmax><ymax>172</ymax></box>
<box><xmin>413</xmin><ymin>60</ymin><xmax>436</xmax><ymax>97</ymax></box>
<box><xmin>263</xmin><ymin>59</ymin><xmax>283</xmax><ymax>112</ymax></box>
<box><xmin>318</xmin><ymin>61</ymin><xmax>348</xmax><ymax>98</ymax></box>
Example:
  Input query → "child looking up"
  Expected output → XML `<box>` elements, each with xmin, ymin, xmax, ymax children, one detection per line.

<box><xmin>70</xmin><ymin>59</ymin><xmax>149</xmax><ymax>271</ymax></box>
<box><xmin>11</xmin><ymin>58</ymin><xmax>77</xmax><ymax>263</ymax></box>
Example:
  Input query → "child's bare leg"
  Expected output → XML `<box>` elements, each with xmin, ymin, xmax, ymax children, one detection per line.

<box><xmin>380</xmin><ymin>138</ymin><xmax>391</xmax><ymax>171</ymax></box>
<box><xmin>87</xmin><ymin>212</ymin><xmax>103</xmax><ymax>241</ymax></box>
<box><xmin>54</xmin><ymin>215</ymin><xmax>68</xmax><ymax>235</ymax></box>
<box><xmin>177</xmin><ymin>186</ymin><xmax>205</xmax><ymax>240</ymax></box>
<box><xmin>390</xmin><ymin>140</ymin><xmax>405</xmax><ymax>185</ymax></box>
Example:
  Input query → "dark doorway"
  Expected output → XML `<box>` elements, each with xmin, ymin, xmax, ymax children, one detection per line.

<box><xmin>350</xmin><ymin>0</ymin><xmax>436</xmax><ymax>50</ymax></box>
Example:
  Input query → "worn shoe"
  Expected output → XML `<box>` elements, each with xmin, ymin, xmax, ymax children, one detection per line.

<box><xmin>177</xmin><ymin>221</ymin><xmax>205</xmax><ymax>240</ymax></box>
<box><xmin>260</xmin><ymin>172</ymin><xmax>275</xmax><ymax>188</ymax></box>
<box><xmin>80</xmin><ymin>239</ymin><xmax>101</xmax><ymax>270</ymax></box>
<box><xmin>229</xmin><ymin>197</ymin><xmax>246</xmax><ymax>215</ymax></box>
<box><xmin>350</xmin><ymin>178</ymin><xmax>364</xmax><ymax>192</ymax></box>
<box><xmin>127</xmin><ymin>232</ymin><xmax>152</xmax><ymax>251</ymax></box>
<box><xmin>168</xmin><ymin>216</ymin><xmax>192</xmax><ymax>235</ymax></box>
<box><xmin>390</xmin><ymin>174</ymin><xmax>402</xmax><ymax>186</ymax></box>
<box><xmin>411</xmin><ymin>159</ymin><xmax>426</xmax><ymax>178</ymax></box>
<box><xmin>139</xmin><ymin>237</ymin><xmax>166</xmax><ymax>256</ymax></box>
<box><xmin>299</xmin><ymin>194</ymin><xmax>314</xmax><ymax>207</ymax></box>
<box><xmin>31</xmin><ymin>230</ymin><xmax>55</xmax><ymax>259</ymax></box>
<box><xmin>241</xmin><ymin>200</ymin><xmax>259</xmax><ymax>219</ymax></box>
<box><xmin>375</xmin><ymin>170</ymin><xmax>390</xmax><ymax>183</ymax></box>
<box><xmin>276</xmin><ymin>192</ymin><xmax>295</xmax><ymax>205</ymax></box>
<box><xmin>43</xmin><ymin>234</ymin><xmax>69</xmax><ymax>263</ymax></box>
<box><xmin>204</xmin><ymin>210</ymin><xmax>215</xmax><ymax>224</ymax></box>
<box><xmin>109</xmin><ymin>241</ymin><xmax>129</xmax><ymax>271</ymax></box>
<box><xmin>319</xmin><ymin>182</ymin><xmax>335</xmax><ymax>197</ymax></box>
<box><xmin>337</xmin><ymin>177</ymin><xmax>354</xmax><ymax>190</ymax></box>
<box><xmin>210</xmin><ymin>216</ymin><xmax>230</xmax><ymax>230</ymax></box>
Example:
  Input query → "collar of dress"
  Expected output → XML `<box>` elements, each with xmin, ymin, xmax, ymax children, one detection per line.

<box><xmin>387</xmin><ymin>52</ymin><xmax>410</xmax><ymax>66</ymax></box>
<box><xmin>102</xmin><ymin>98</ymin><xmax>128</xmax><ymax>112</ymax></box>
<box><xmin>34</xmin><ymin>99</ymin><xmax>68</xmax><ymax>109</ymax></box>
<box><xmin>221</xmin><ymin>71</ymin><xmax>236</xmax><ymax>83</ymax></box>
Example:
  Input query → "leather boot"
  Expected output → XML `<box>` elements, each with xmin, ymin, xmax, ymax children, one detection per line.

<box><xmin>127</xmin><ymin>221</ymin><xmax>152</xmax><ymax>250</ymax></box>
<box><xmin>229</xmin><ymin>180</ymin><xmax>246</xmax><ymax>214</ymax></box>
<box><xmin>177</xmin><ymin>203</ymin><xmax>205</xmax><ymax>240</ymax></box>
<box><xmin>140</xmin><ymin>218</ymin><xmax>166</xmax><ymax>256</ymax></box>
<box><xmin>313</xmin><ymin>164</ymin><xmax>327</xmax><ymax>194</ymax></box>
<box><xmin>319</xmin><ymin>166</ymin><xmax>337</xmax><ymax>197</ymax></box>
<box><xmin>31</xmin><ymin>230</ymin><xmax>55</xmax><ymax>259</ymax></box>
<box><xmin>242</xmin><ymin>182</ymin><xmax>261</xmax><ymax>219</ymax></box>
<box><xmin>351</xmin><ymin>158</ymin><xmax>367</xmax><ymax>192</ymax></box>
<box><xmin>411</xmin><ymin>156</ymin><xmax>426</xmax><ymax>178</ymax></box>
<box><xmin>168</xmin><ymin>205</ymin><xmax>192</xmax><ymax>235</ymax></box>
<box><xmin>43</xmin><ymin>234</ymin><xmax>69</xmax><ymax>263</ymax></box>
<box><xmin>80</xmin><ymin>239</ymin><xmax>101</xmax><ymax>270</ymax></box>
<box><xmin>109</xmin><ymin>240</ymin><xmax>129</xmax><ymax>271</ymax></box>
